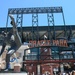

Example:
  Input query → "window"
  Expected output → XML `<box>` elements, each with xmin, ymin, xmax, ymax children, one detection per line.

<box><xmin>51</xmin><ymin>47</ymin><xmax>59</xmax><ymax>59</ymax></box>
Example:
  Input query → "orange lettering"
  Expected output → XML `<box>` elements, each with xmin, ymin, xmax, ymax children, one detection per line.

<box><xmin>59</xmin><ymin>40</ymin><xmax>64</xmax><ymax>46</ymax></box>
<box><xmin>63</xmin><ymin>40</ymin><xmax>68</xmax><ymax>47</ymax></box>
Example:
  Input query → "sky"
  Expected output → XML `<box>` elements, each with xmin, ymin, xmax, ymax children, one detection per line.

<box><xmin>0</xmin><ymin>0</ymin><xmax>75</xmax><ymax>27</ymax></box>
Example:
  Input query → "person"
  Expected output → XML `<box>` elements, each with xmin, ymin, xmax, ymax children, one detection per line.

<box><xmin>62</xmin><ymin>72</ymin><xmax>66</xmax><ymax>75</ymax></box>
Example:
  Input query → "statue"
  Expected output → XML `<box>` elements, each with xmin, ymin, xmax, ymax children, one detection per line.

<box><xmin>0</xmin><ymin>14</ymin><xmax>22</xmax><ymax>71</ymax></box>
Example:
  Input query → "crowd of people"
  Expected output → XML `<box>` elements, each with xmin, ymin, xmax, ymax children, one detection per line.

<box><xmin>58</xmin><ymin>70</ymin><xmax>75</xmax><ymax>75</ymax></box>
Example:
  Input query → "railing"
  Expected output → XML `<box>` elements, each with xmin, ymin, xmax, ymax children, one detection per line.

<box><xmin>23</xmin><ymin>59</ymin><xmax>75</xmax><ymax>64</ymax></box>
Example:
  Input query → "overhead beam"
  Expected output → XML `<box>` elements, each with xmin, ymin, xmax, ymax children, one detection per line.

<box><xmin>8</xmin><ymin>7</ymin><xmax>62</xmax><ymax>14</ymax></box>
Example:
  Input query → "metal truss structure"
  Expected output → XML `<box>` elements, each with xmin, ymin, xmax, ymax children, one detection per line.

<box><xmin>6</xmin><ymin>6</ymin><xmax>69</xmax><ymax>42</ymax></box>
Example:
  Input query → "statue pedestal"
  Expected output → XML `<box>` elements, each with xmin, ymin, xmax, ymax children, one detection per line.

<box><xmin>14</xmin><ymin>63</ymin><xmax>21</xmax><ymax>72</ymax></box>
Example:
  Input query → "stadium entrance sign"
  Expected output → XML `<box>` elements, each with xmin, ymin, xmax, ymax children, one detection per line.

<box><xmin>29</xmin><ymin>40</ymin><xmax>68</xmax><ymax>48</ymax></box>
